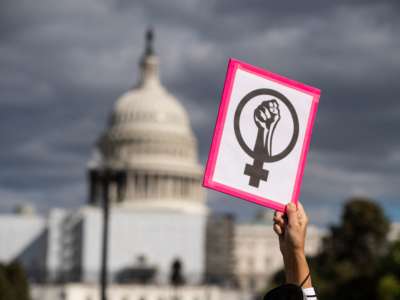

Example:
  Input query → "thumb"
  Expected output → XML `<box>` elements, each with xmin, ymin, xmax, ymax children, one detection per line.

<box><xmin>286</xmin><ymin>202</ymin><xmax>298</xmax><ymax>227</ymax></box>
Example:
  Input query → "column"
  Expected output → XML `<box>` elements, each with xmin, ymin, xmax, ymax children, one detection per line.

<box><xmin>126</xmin><ymin>171</ymin><xmax>135</xmax><ymax>199</ymax></box>
<box><xmin>117</xmin><ymin>172</ymin><xmax>127</xmax><ymax>202</ymax></box>
<box><xmin>166</xmin><ymin>175</ymin><xmax>172</xmax><ymax>198</ymax></box>
<box><xmin>144</xmin><ymin>174</ymin><xmax>149</xmax><ymax>198</ymax></box>
<box><xmin>137</xmin><ymin>173</ymin><xmax>143</xmax><ymax>198</ymax></box>
<box><xmin>169</xmin><ymin>176</ymin><xmax>174</xmax><ymax>198</ymax></box>
<box><xmin>175</xmin><ymin>176</ymin><xmax>181</xmax><ymax>198</ymax></box>
<box><xmin>154</xmin><ymin>175</ymin><xmax>159</xmax><ymax>199</ymax></box>
<box><xmin>149</xmin><ymin>174</ymin><xmax>154</xmax><ymax>198</ymax></box>
<box><xmin>190</xmin><ymin>178</ymin><xmax>195</xmax><ymax>200</ymax></box>
<box><xmin>181</xmin><ymin>177</ymin><xmax>187</xmax><ymax>198</ymax></box>
<box><xmin>109</xmin><ymin>180</ymin><xmax>117</xmax><ymax>203</ymax></box>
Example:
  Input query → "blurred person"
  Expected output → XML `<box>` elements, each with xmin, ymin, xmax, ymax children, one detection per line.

<box><xmin>264</xmin><ymin>202</ymin><xmax>317</xmax><ymax>300</ymax></box>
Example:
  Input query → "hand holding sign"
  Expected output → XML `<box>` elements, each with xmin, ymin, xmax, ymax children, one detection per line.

<box><xmin>203</xmin><ymin>59</ymin><xmax>320</xmax><ymax>212</ymax></box>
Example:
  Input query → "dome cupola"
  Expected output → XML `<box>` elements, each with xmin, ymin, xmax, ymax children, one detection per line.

<box><xmin>88</xmin><ymin>29</ymin><xmax>205</xmax><ymax>214</ymax></box>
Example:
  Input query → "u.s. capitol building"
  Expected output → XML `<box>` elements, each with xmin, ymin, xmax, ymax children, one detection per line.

<box><xmin>0</xmin><ymin>31</ymin><xmax>332</xmax><ymax>299</ymax></box>
<box><xmin>57</xmin><ymin>30</ymin><xmax>206</xmax><ymax>284</ymax></box>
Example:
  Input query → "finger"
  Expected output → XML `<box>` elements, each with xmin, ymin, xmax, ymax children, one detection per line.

<box><xmin>273</xmin><ymin>214</ymin><xmax>284</xmax><ymax>222</ymax></box>
<box><xmin>273</xmin><ymin>213</ymin><xmax>285</xmax><ymax>227</ymax></box>
<box><xmin>274</xmin><ymin>218</ymin><xmax>285</xmax><ymax>228</ymax></box>
<box><xmin>263</xmin><ymin>106</ymin><xmax>271</xmax><ymax>119</ymax></box>
<box><xmin>275</xmin><ymin>211</ymin><xmax>287</xmax><ymax>226</ymax></box>
<box><xmin>297</xmin><ymin>202</ymin><xmax>309</xmax><ymax>224</ymax></box>
<box><xmin>269</xmin><ymin>101</ymin><xmax>274</xmax><ymax>109</ymax></box>
<box><xmin>255</xmin><ymin>109</ymin><xmax>264</xmax><ymax>122</ymax></box>
<box><xmin>273</xmin><ymin>223</ymin><xmax>283</xmax><ymax>235</ymax></box>
<box><xmin>286</xmin><ymin>202</ymin><xmax>299</xmax><ymax>227</ymax></box>
<box><xmin>273</xmin><ymin>214</ymin><xmax>285</xmax><ymax>226</ymax></box>
<box><xmin>260</xmin><ymin>110</ymin><xmax>267</xmax><ymax>120</ymax></box>
<box><xmin>297</xmin><ymin>205</ymin><xmax>303</xmax><ymax>222</ymax></box>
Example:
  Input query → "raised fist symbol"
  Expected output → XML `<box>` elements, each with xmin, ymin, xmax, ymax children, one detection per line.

<box><xmin>235</xmin><ymin>90</ymin><xmax>299</xmax><ymax>188</ymax></box>
<box><xmin>254</xmin><ymin>100</ymin><xmax>280</xmax><ymax>130</ymax></box>
<box><xmin>253</xmin><ymin>99</ymin><xmax>280</xmax><ymax>156</ymax></box>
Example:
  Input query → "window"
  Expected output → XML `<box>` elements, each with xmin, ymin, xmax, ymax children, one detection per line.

<box><xmin>249</xmin><ymin>276</ymin><xmax>257</xmax><ymax>291</ymax></box>
<box><xmin>248</xmin><ymin>257</ymin><xmax>254</xmax><ymax>270</ymax></box>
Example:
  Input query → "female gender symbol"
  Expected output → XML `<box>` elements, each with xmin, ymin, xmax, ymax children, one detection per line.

<box><xmin>234</xmin><ymin>88</ymin><xmax>299</xmax><ymax>187</ymax></box>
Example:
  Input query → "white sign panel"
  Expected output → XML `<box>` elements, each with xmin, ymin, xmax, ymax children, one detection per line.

<box><xmin>203</xmin><ymin>59</ymin><xmax>320</xmax><ymax>212</ymax></box>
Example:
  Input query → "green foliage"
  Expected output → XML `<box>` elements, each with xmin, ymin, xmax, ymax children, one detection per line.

<box><xmin>378</xmin><ymin>275</ymin><xmax>400</xmax><ymax>300</ymax></box>
<box><xmin>0</xmin><ymin>262</ymin><xmax>30</xmax><ymax>300</ymax></box>
<box><xmin>0</xmin><ymin>264</ymin><xmax>15</xmax><ymax>300</ymax></box>
<box><xmin>269</xmin><ymin>197</ymin><xmax>400</xmax><ymax>300</ymax></box>
<box><xmin>320</xmin><ymin>198</ymin><xmax>389</xmax><ymax>274</ymax></box>
<box><xmin>6</xmin><ymin>262</ymin><xmax>30</xmax><ymax>300</ymax></box>
<box><xmin>381</xmin><ymin>240</ymin><xmax>400</xmax><ymax>277</ymax></box>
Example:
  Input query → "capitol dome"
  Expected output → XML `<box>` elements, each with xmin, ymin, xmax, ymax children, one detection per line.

<box><xmin>110</xmin><ymin>55</ymin><xmax>191</xmax><ymax>136</ymax></box>
<box><xmin>88</xmin><ymin>30</ymin><xmax>205</xmax><ymax>214</ymax></box>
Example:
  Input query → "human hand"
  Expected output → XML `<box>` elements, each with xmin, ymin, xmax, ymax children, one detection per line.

<box><xmin>273</xmin><ymin>202</ymin><xmax>308</xmax><ymax>256</ymax></box>
<box><xmin>273</xmin><ymin>202</ymin><xmax>312</xmax><ymax>287</ymax></box>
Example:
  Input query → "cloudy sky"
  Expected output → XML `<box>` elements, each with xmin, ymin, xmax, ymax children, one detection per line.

<box><xmin>1</xmin><ymin>0</ymin><xmax>399</xmax><ymax>226</ymax></box>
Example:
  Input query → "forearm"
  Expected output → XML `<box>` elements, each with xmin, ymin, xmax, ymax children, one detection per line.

<box><xmin>283</xmin><ymin>250</ymin><xmax>312</xmax><ymax>288</ymax></box>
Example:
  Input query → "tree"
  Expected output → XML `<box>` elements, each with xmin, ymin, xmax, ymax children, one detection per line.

<box><xmin>312</xmin><ymin>198</ymin><xmax>390</xmax><ymax>299</ymax></box>
<box><xmin>377</xmin><ymin>275</ymin><xmax>400</xmax><ymax>300</ymax></box>
<box><xmin>0</xmin><ymin>264</ymin><xmax>14</xmax><ymax>300</ymax></box>
<box><xmin>380</xmin><ymin>240</ymin><xmax>400</xmax><ymax>278</ymax></box>
<box><xmin>6</xmin><ymin>261</ymin><xmax>31</xmax><ymax>300</ymax></box>
<box><xmin>374</xmin><ymin>240</ymin><xmax>400</xmax><ymax>300</ymax></box>
<box><xmin>0</xmin><ymin>262</ymin><xmax>30</xmax><ymax>300</ymax></box>
<box><xmin>316</xmin><ymin>198</ymin><xmax>389</xmax><ymax>276</ymax></box>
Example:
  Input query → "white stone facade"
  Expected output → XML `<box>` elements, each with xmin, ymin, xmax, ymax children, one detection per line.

<box><xmin>56</xmin><ymin>206</ymin><xmax>206</xmax><ymax>284</ymax></box>
<box><xmin>233</xmin><ymin>220</ymin><xmax>324</xmax><ymax>292</ymax></box>
<box><xmin>0</xmin><ymin>211</ymin><xmax>46</xmax><ymax>267</ymax></box>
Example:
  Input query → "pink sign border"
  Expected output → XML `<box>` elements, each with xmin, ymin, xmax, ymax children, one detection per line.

<box><xmin>203</xmin><ymin>58</ymin><xmax>321</xmax><ymax>212</ymax></box>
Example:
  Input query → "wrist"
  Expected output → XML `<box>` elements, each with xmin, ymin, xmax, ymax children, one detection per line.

<box><xmin>281</xmin><ymin>247</ymin><xmax>305</xmax><ymax>260</ymax></box>
<box><xmin>283</xmin><ymin>249</ymin><xmax>306</xmax><ymax>272</ymax></box>
<box><xmin>283</xmin><ymin>248</ymin><xmax>305</xmax><ymax>259</ymax></box>
<box><xmin>282</xmin><ymin>250</ymin><xmax>311</xmax><ymax>288</ymax></box>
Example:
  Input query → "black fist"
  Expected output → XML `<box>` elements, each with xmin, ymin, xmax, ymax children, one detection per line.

<box><xmin>254</xmin><ymin>99</ymin><xmax>280</xmax><ymax>130</ymax></box>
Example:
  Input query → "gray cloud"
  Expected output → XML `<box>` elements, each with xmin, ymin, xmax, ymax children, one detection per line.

<box><xmin>1</xmin><ymin>0</ymin><xmax>399</xmax><ymax>224</ymax></box>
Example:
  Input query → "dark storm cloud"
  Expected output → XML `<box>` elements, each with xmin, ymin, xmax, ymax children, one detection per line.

<box><xmin>0</xmin><ymin>0</ymin><xmax>399</xmax><ymax>223</ymax></box>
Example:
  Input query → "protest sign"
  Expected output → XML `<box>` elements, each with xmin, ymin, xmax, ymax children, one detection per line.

<box><xmin>203</xmin><ymin>59</ymin><xmax>320</xmax><ymax>212</ymax></box>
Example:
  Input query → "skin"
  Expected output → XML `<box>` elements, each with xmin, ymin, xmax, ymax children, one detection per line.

<box><xmin>273</xmin><ymin>202</ymin><xmax>312</xmax><ymax>288</ymax></box>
